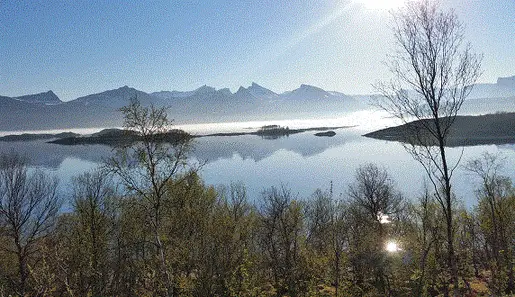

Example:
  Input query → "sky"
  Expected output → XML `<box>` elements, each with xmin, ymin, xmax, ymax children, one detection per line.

<box><xmin>1</xmin><ymin>0</ymin><xmax>514</xmax><ymax>101</ymax></box>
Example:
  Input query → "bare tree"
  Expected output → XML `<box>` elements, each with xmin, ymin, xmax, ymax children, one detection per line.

<box><xmin>0</xmin><ymin>153</ymin><xmax>60</xmax><ymax>296</ymax></box>
<box><xmin>348</xmin><ymin>164</ymin><xmax>403</xmax><ymax>226</ymax></box>
<box><xmin>106</xmin><ymin>98</ymin><xmax>194</xmax><ymax>297</ymax></box>
<box><xmin>409</xmin><ymin>185</ymin><xmax>445</xmax><ymax>296</ymax></box>
<box><xmin>465</xmin><ymin>153</ymin><xmax>515</xmax><ymax>294</ymax></box>
<box><xmin>347</xmin><ymin>163</ymin><xmax>403</xmax><ymax>295</ymax></box>
<box><xmin>464</xmin><ymin>153</ymin><xmax>505</xmax><ymax>264</ymax></box>
<box><xmin>72</xmin><ymin>170</ymin><xmax>118</xmax><ymax>296</ymax></box>
<box><xmin>305</xmin><ymin>188</ymin><xmax>350</xmax><ymax>297</ymax></box>
<box><xmin>258</xmin><ymin>186</ymin><xmax>306</xmax><ymax>296</ymax></box>
<box><xmin>375</xmin><ymin>1</ymin><xmax>482</xmax><ymax>294</ymax></box>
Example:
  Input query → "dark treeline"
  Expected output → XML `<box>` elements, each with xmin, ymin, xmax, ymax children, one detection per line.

<box><xmin>0</xmin><ymin>100</ymin><xmax>514</xmax><ymax>297</ymax></box>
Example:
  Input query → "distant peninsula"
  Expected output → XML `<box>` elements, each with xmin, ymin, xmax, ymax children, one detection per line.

<box><xmin>364</xmin><ymin>112</ymin><xmax>515</xmax><ymax>146</ymax></box>
<box><xmin>0</xmin><ymin>132</ymin><xmax>80</xmax><ymax>142</ymax></box>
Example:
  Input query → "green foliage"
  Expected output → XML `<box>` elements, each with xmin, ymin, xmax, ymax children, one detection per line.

<box><xmin>0</xmin><ymin>155</ymin><xmax>513</xmax><ymax>296</ymax></box>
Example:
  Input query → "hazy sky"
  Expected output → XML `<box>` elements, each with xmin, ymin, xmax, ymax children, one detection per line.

<box><xmin>1</xmin><ymin>0</ymin><xmax>514</xmax><ymax>101</ymax></box>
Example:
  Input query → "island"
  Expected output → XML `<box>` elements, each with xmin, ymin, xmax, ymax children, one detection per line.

<box><xmin>314</xmin><ymin>131</ymin><xmax>336</xmax><ymax>137</ymax></box>
<box><xmin>43</xmin><ymin>125</ymin><xmax>349</xmax><ymax>146</ymax></box>
<box><xmin>0</xmin><ymin>132</ymin><xmax>80</xmax><ymax>142</ymax></box>
<box><xmin>49</xmin><ymin>128</ymin><xmax>192</xmax><ymax>146</ymax></box>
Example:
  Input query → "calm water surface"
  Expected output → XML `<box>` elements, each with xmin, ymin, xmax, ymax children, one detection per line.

<box><xmin>1</xmin><ymin>114</ymin><xmax>514</xmax><ymax>207</ymax></box>
<box><xmin>197</xmin><ymin>130</ymin><xmax>515</xmax><ymax>207</ymax></box>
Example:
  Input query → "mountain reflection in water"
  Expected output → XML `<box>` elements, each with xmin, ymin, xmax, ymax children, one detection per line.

<box><xmin>1</xmin><ymin>127</ymin><xmax>515</xmax><ymax>208</ymax></box>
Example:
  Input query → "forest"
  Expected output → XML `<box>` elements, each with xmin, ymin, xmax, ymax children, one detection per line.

<box><xmin>0</xmin><ymin>99</ymin><xmax>514</xmax><ymax>297</ymax></box>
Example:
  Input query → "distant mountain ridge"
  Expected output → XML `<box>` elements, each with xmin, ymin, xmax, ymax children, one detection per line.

<box><xmin>0</xmin><ymin>83</ymin><xmax>362</xmax><ymax>131</ymax></box>
<box><xmin>13</xmin><ymin>90</ymin><xmax>62</xmax><ymax>105</ymax></box>
<box><xmin>497</xmin><ymin>75</ymin><xmax>515</xmax><ymax>87</ymax></box>
<box><xmin>468</xmin><ymin>75</ymin><xmax>515</xmax><ymax>99</ymax></box>
<box><xmin>2</xmin><ymin>76</ymin><xmax>515</xmax><ymax>131</ymax></box>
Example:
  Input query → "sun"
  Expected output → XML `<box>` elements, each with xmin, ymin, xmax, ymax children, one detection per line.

<box><xmin>353</xmin><ymin>0</ymin><xmax>405</xmax><ymax>9</ymax></box>
<box><xmin>385</xmin><ymin>241</ymin><xmax>401</xmax><ymax>252</ymax></box>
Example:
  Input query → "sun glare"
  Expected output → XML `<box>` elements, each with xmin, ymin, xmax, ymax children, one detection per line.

<box><xmin>386</xmin><ymin>241</ymin><xmax>400</xmax><ymax>252</ymax></box>
<box><xmin>353</xmin><ymin>0</ymin><xmax>405</xmax><ymax>9</ymax></box>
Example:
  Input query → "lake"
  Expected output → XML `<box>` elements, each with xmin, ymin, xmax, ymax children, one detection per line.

<box><xmin>1</xmin><ymin>112</ymin><xmax>514</xmax><ymax>207</ymax></box>
<box><xmin>195</xmin><ymin>129</ymin><xmax>515</xmax><ymax>207</ymax></box>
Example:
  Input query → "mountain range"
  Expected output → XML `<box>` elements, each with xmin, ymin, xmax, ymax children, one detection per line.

<box><xmin>1</xmin><ymin>76</ymin><xmax>515</xmax><ymax>131</ymax></box>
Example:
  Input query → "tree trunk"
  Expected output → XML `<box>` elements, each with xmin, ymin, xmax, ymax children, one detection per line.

<box><xmin>154</xmin><ymin>221</ymin><xmax>174</xmax><ymax>297</ymax></box>
<box><xmin>417</xmin><ymin>245</ymin><xmax>431</xmax><ymax>296</ymax></box>
<box><xmin>90</xmin><ymin>205</ymin><xmax>102</xmax><ymax>297</ymax></box>
<box><xmin>438</xmin><ymin>140</ymin><xmax>459</xmax><ymax>296</ymax></box>
<box><xmin>334</xmin><ymin>248</ymin><xmax>340</xmax><ymax>297</ymax></box>
<box><xmin>18</xmin><ymin>251</ymin><xmax>28</xmax><ymax>296</ymax></box>
<box><xmin>507</xmin><ymin>263</ymin><xmax>514</xmax><ymax>294</ymax></box>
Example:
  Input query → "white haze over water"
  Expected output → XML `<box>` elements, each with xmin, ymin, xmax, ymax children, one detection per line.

<box><xmin>176</xmin><ymin>110</ymin><xmax>399</xmax><ymax>134</ymax></box>
<box><xmin>0</xmin><ymin>110</ymin><xmax>399</xmax><ymax>137</ymax></box>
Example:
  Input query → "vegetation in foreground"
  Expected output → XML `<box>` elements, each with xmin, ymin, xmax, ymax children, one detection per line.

<box><xmin>0</xmin><ymin>99</ymin><xmax>514</xmax><ymax>297</ymax></box>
